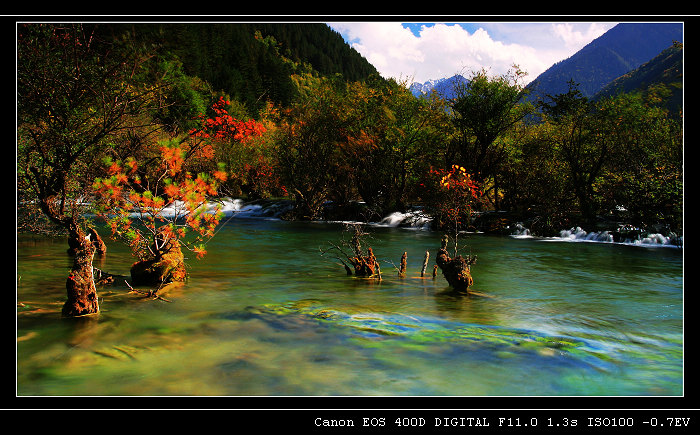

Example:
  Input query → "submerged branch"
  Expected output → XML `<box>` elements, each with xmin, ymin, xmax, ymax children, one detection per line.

<box><xmin>125</xmin><ymin>280</ymin><xmax>172</xmax><ymax>302</ymax></box>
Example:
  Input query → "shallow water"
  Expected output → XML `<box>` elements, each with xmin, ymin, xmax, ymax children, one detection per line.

<box><xmin>16</xmin><ymin>218</ymin><xmax>683</xmax><ymax>396</ymax></box>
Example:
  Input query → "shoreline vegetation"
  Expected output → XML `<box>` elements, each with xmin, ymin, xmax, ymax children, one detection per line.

<box><xmin>17</xmin><ymin>196</ymin><xmax>683</xmax><ymax>249</ymax></box>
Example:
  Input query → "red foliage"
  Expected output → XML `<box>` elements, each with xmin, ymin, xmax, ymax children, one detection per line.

<box><xmin>427</xmin><ymin>165</ymin><xmax>483</xmax><ymax>228</ymax></box>
<box><xmin>189</xmin><ymin>97</ymin><xmax>267</xmax><ymax>142</ymax></box>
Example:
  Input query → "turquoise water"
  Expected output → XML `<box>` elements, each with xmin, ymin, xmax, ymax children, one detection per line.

<box><xmin>16</xmin><ymin>217</ymin><xmax>683</xmax><ymax>396</ymax></box>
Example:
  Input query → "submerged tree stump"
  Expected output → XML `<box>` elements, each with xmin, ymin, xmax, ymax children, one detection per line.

<box><xmin>320</xmin><ymin>224</ymin><xmax>384</xmax><ymax>279</ymax></box>
<box><xmin>435</xmin><ymin>235</ymin><xmax>476</xmax><ymax>293</ymax></box>
<box><xmin>421</xmin><ymin>250</ymin><xmax>430</xmax><ymax>277</ymax></box>
<box><xmin>349</xmin><ymin>246</ymin><xmax>378</xmax><ymax>277</ymax></box>
<box><xmin>130</xmin><ymin>240</ymin><xmax>187</xmax><ymax>286</ymax></box>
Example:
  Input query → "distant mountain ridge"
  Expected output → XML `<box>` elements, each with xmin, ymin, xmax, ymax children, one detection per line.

<box><xmin>409</xmin><ymin>23</ymin><xmax>683</xmax><ymax>107</ymax></box>
<box><xmin>409</xmin><ymin>74</ymin><xmax>468</xmax><ymax>99</ymax></box>
<box><xmin>593</xmin><ymin>42</ymin><xmax>683</xmax><ymax>115</ymax></box>
<box><xmin>524</xmin><ymin>22</ymin><xmax>682</xmax><ymax>103</ymax></box>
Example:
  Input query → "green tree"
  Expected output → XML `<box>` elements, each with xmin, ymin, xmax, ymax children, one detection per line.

<box><xmin>276</xmin><ymin>77</ymin><xmax>350</xmax><ymax>220</ymax></box>
<box><xmin>593</xmin><ymin>91</ymin><xmax>683</xmax><ymax>233</ymax></box>
<box><xmin>498</xmin><ymin>121</ymin><xmax>574</xmax><ymax>235</ymax></box>
<box><xmin>448</xmin><ymin>66</ymin><xmax>534</xmax><ymax>209</ymax></box>
<box><xmin>538</xmin><ymin>81</ymin><xmax>606</xmax><ymax>225</ymax></box>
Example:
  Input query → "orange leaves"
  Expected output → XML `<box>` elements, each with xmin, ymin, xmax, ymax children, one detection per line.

<box><xmin>107</xmin><ymin>161</ymin><xmax>121</xmax><ymax>175</ymax></box>
<box><xmin>193</xmin><ymin>245</ymin><xmax>207</xmax><ymax>260</ymax></box>
<box><xmin>93</xmin><ymin>140</ymin><xmax>228</xmax><ymax>263</ymax></box>
<box><xmin>92</xmin><ymin>94</ymin><xmax>274</xmax><ymax>264</ymax></box>
<box><xmin>344</xmin><ymin>130</ymin><xmax>377</xmax><ymax>157</ymax></box>
<box><xmin>213</xmin><ymin>170</ymin><xmax>228</xmax><ymax>182</ymax></box>
<box><xmin>163</xmin><ymin>182</ymin><xmax>180</xmax><ymax>199</ymax></box>
<box><xmin>160</xmin><ymin>143</ymin><xmax>185</xmax><ymax>176</ymax></box>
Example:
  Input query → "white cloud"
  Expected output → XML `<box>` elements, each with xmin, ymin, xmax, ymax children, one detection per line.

<box><xmin>550</xmin><ymin>22</ymin><xmax>611</xmax><ymax>51</ymax></box>
<box><xmin>328</xmin><ymin>22</ymin><xmax>617</xmax><ymax>85</ymax></box>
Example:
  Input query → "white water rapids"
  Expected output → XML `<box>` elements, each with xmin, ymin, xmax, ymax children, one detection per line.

<box><xmin>154</xmin><ymin>198</ymin><xmax>682</xmax><ymax>248</ymax></box>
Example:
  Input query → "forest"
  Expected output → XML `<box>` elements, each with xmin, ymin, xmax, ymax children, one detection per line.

<box><xmin>17</xmin><ymin>23</ymin><xmax>683</xmax><ymax>316</ymax></box>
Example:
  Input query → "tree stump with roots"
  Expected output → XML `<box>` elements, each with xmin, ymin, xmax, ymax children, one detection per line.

<box><xmin>435</xmin><ymin>235</ymin><xmax>476</xmax><ymax>293</ymax></box>
<box><xmin>130</xmin><ymin>240</ymin><xmax>187</xmax><ymax>286</ymax></box>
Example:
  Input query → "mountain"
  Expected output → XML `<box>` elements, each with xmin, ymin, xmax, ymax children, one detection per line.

<box><xmin>593</xmin><ymin>42</ymin><xmax>683</xmax><ymax>115</ymax></box>
<box><xmin>410</xmin><ymin>74</ymin><xmax>469</xmax><ymax>99</ymax></box>
<box><xmin>524</xmin><ymin>22</ymin><xmax>683</xmax><ymax>104</ymax></box>
<box><xmin>102</xmin><ymin>23</ymin><xmax>380</xmax><ymax>117</ymax></box>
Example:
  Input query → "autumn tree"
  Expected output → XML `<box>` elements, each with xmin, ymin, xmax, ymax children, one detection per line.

<box><xmin>92</xmin><ymin>96</ymin><xmax>267</xmax><ymax>289</ymax></box>
<box><xmin>206</xmin><ymin>98</ymin><xmax>284</xmax><ymax>199</ymax></box>
<box><xmin>93</xmin><ymin>142</ymin><xmax>227</xmax><ymax>287</ymax></box>
<box><xmin>17</xmin><ymin>23</ymin><xmax>181</xmax><ymax>316</ymax></box>
<box><xmin>427</xmin><ymin>165</ymin><xmax>482</xmax><ymax>293</ymax></box>
<box><xmin>424</xmin><ymin>165</ymin><xmax>483</xmax><ymax>255</ymax></box>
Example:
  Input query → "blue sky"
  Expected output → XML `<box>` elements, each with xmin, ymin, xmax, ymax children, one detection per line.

<box><xmin>327</xmin><ymin>22</ymin><xmax>619</xmax><ymax>84</ymax></box>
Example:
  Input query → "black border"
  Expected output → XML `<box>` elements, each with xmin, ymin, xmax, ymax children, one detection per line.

<box><xmin>11</xmin><ymin>13</ymin><xmax>697</xmax><ymax>429</ymax></box>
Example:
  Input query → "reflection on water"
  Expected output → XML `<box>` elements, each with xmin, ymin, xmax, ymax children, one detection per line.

<box><xmin>17</xmin><ymin>219</ymin><xmax>683</xmax><ymax>396</ymax></box>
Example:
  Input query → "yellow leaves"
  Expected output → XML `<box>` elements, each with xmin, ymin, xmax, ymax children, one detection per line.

<box><xmin>439</xmin><ymin>175</ymin><xmax>450</xmax><ymax>189</ymax></box>
<box><xmin>439</xmin><ymin>165</ymin><xmax>470</xmax><ymax>189</ymax></box>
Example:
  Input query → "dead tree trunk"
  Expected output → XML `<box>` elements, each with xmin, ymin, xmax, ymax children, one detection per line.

<box><xmin>435</xmin><ymin>235</ymin><xmax>476</xmax><ymax>293</ymax></box>
<box><xmin>35</xmin><ymin>195</ymin><xmax>100</xmax><ymax>317</ymax></box>
<box><xmin>62</xmin><ymin>227</ymin><xmax>99</xmax><ymax>316</ymax></box>
<box><xmin>68</xmin><ymin>226</ymin><xmax>107</xmax><ymax>256</ymax></box>
<box><xmin>320</xmin><ymin>224</ymin><xmax>381</xmax><ymax>279</ymax></box>
<box><xmin>399</xmin><ymin>252</ymin><xmax>407</xmax><ymax>277</ymax></box>
<box><xmin>349</xmin><ymin>246</ymin><xmax>378</xmax><ymax>277</ymax></box>
<box><xmin>421</xmin><ymin>250</ymin><xmax>430</xmax><ymax>277</ymax></box>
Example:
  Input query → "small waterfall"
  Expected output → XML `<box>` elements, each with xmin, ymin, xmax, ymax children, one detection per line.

<box><xmin>151</xmin><ymin>198</ymin><xmax>682</xmax><ymax>247</ymax></box>
<box><xmin>509</xmin><ymin>223</ymin><xmax>531</xmax><ymax>238</ymax></box>
<box><xmin>377</xmin><ymin>210</ymin><xmax>433</xmax><ymax>230</ymax></box>
<box><xmin>559</xmin><ymin>227</ymin><xmax>614</xmax><ymax>243</ymax></box>
<box><xmin>220</xmin><ymin>198</ymin><xmax>265</xmax><ymax>217</ymax></box>
<box><xmin>522</xmin><ymin>224</ymin><xmax>682</xmax><ymax>248</ymax></box>
<box><xmin>219</xmin><ymin>198</ymin><xmax>295</xmax><ymax>219</ymax></box>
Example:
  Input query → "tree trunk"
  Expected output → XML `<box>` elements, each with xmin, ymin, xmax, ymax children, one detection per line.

<box><xmin>68</xmin><ymin>227</ymin><xmax>107</xmax><ymax>256</ymax></box>
<box><xmin>62</xmin><ymin>228</ymin><xmax>99</xmax><ymax>317</ymax></box>
<box><xmin>421</xmin><ymin>250</ymin><xmax>430</xmax><ymax>277</ymax></box>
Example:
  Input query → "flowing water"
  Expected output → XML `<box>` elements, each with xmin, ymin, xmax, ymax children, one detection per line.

<box><xmin>16</xmin><ymin>210</ymin><xmax>683</xmax><ymax>397</ymax></box>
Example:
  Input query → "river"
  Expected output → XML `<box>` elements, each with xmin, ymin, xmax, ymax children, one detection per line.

<box><xmin>16</xmin><ymin>206</ymin><xmax>683</xmax><ymax>397</ymax></box>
